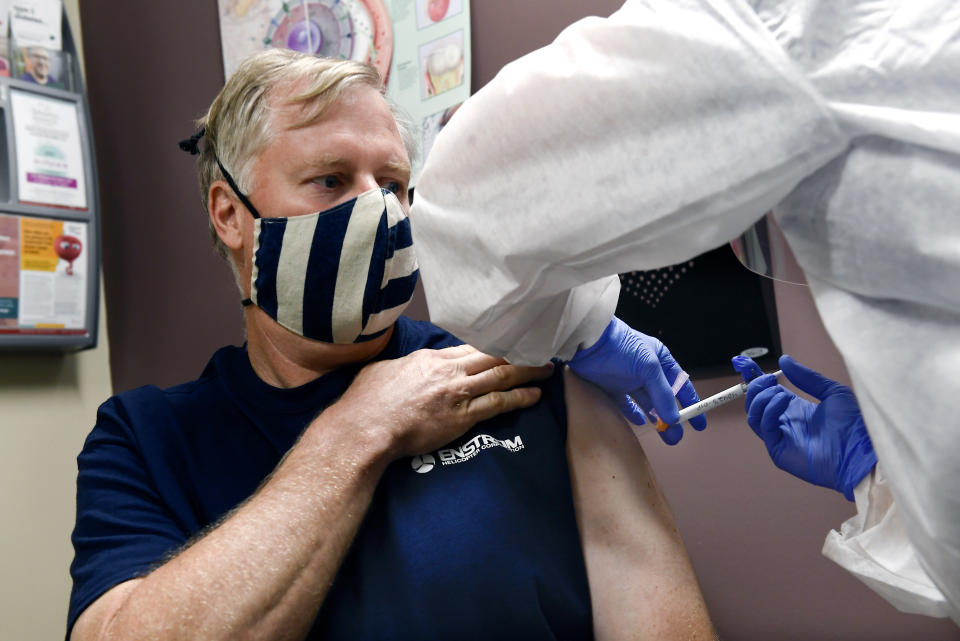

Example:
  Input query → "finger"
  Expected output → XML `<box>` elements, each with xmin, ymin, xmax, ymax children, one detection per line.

<box><xmin>744</xmin><ymin>374</ymin><xmax>780</xmax><ymax>411</ymax></box>
<box><xmin>466</xmin><ymin>387</ymin><xmax>542</xmax><ymax>423</ymax></box>
<box><xmin>649</xmin><ymin>350</ymin><xmax>683</xmax><ymax>424</ymax></box>
<box><xmin>437</xmin><ymin>343</ymin><xmax>478</xmax><ymax>359</ymax></box>
<box><xmin>746</xmin><ymin>384</ymin><xmax>782</xmax><ymax>435</ymax></box>
<box><xmin>731</xmin><ymin>355</ymin><xmax>763</xmax><ymax>382</ymax></box>
<box><xmin>468</xmin><ymin>362</ymin><xmax>555</xmax><ymax>394</ymax></box>
<box><xmin>433</xmin><ymin>344</ymin><xmax>510</xmax><ymax>377</ymax></box>
<box><xmin>779</xmin><ymin>354</ymin><xmax>841</xmax><ymax>401</ymax></box>
<box><xmin>688</xmin><ymin>414</ymin><xmax>707</xmax><ymax>431</ymax></box>
<box><xmin>658</xmin><ymin>422</ymin><xmax>684</xmax><ymax>446</ymax></box>
<box><xmin>459</xmin><ymin>350</ymin><xmax>511</xmax><ymax>376</ymax></box>
<box><xmin>758</xmin><ymin>390</ymin><xmax>792</xmax><ymax>454</ymax></box>
<box><xmin>615</xmin><ymin>394</ymin><xmax>647</xmax><ymax>425</ymax></box>
<box><xmin>630</xmin><ymin>387</ymin><xmax>657</xmax><ymax>425</ymax></box>
<box><xmin>675</xmin><ymin>380</ymin><xmax>707</xmax><ymax>431</ymax></box>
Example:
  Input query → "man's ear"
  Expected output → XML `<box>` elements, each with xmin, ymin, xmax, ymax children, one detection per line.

<box><xmin>208</xmin><ymin>180</ymin><xmax>245</xmax><ymax>251</ymax></box>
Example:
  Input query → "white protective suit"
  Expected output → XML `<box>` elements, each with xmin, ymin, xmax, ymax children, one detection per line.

<box><xmin>410</xmin><ymin>0</ymin><xmax>960</xmax><ymax>624</ymax></box>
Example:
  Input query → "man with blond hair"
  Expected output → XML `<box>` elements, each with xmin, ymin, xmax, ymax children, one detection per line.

<box><xmin>67</xmin><ymin>49</ymin><xmax>716</xmax><ymax>641</ymax></box>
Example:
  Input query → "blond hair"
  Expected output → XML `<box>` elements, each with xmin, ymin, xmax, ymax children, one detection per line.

<box><xmin>195</xmin><ymin>49</ymin><xmax>419</xmax><ymax>260</ymax></box>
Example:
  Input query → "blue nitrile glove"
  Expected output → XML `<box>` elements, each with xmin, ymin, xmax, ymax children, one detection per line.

<box><xmin>731</xmin><ymin>354</ymin><xmax>877</xmax><ymax>500</ymax></box>
<box><xmin>569</xmin><ymin>316</ymin><xmax>705</xmax><ymax>445</ymax></box>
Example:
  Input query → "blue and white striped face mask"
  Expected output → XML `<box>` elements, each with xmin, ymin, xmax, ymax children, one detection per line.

<box><xmin>243</xmin><ymin>187</ymin><xmax>418</xmax><ymax>343</ymax></box>
<box><xmin>234</xmin><ymin>184</ymin><xmax>419</xmax><ymax>344</ymax></box>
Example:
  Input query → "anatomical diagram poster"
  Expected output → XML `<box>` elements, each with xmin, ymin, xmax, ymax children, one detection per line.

<box><xmin>217</xmin><ymin>0</ymin><xmax>471</xmax><ymax>185</ymax></box>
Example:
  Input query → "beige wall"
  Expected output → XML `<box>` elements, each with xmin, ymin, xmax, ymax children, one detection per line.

<box><xmin>0</xmin><ymin>3</ymin><xmax>112</xmax><ymax>639</ymax></box>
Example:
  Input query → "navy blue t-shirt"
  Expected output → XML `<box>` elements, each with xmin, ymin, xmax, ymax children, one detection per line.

<box><xmin>68</xmin><ymin>317</ymin><xmax>592</xmax><ymax>640</ymax></box>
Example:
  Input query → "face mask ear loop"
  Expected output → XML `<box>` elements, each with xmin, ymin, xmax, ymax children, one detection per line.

<box><xmin>178</xmin><ymin>131</ymin><xmax>261</xmax><ymax>308</ymax></box>
<box><xmin>213</xmin><ymin>158</ymin><xmax>262</xmax><ymax>309</ymax></box>
<box><xmin>177</xmin><ymin>128</ymin><xmax>261</xmax><ymax>220</ymax></box>
<box><xmin>215</xmin><ymin>157</ymin><xmax>262</xmax><ymax>220</ymax></box>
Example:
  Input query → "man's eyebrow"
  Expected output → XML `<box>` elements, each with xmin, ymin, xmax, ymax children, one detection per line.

<box><xmin>301</xmin><ymin>157</ymin><xmax>410</xmax><ymax>177</ymax></box>
<box><xmin>384</xmin><ymin>160</ymin><xmax>412</xmax><ymax>179</ymax></box>
<box><xmin>303</xmin><ymin>156</ymin><xmax>352</xmax><ymax>171</ymax></box>
<box><xmin>305</xmin><ymin>156</ymin><xmax>410</xmax><ymax>180</ymax></box>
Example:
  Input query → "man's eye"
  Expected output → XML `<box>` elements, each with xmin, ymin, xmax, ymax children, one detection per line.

<box><xmin>319</xmin><ymin>175</ymin><xmax>341</xmax><ymax>189</ymax></box>
<box><xmin>384</xmin><ymin>181</ymin><xmax>402</xmax><ymax>194</ymax></box>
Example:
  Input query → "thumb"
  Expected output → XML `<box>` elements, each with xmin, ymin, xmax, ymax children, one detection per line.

<box><xmin>779</xmin><ymin>355</ymin><xmax>841</xmax><ymax>401</ymax></box>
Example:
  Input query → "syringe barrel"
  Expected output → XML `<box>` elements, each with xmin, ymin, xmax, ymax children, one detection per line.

<box><xmin>676</xmin><ymin>383</ymin><xmax>747</xmax><ymax>423</ymax></box>
<box><xmin>675</xmin><ymin>369</ymin><xmax>782</xmax><ymax>423</ymax></box>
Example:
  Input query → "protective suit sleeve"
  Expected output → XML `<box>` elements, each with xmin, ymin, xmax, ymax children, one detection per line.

<box><xmin>455</xmin><ymin>274</ymin><xmax>621</xmax><ymax>365</ymax></box>
<box><xmin>410</xmin><ymin>0</ymin><xmax>848</xmax><ymax>363</ymax></box>
<box><xmin>822</xmin><ymin>464</ymin><xmax>952</xmax><ymax>619</ymax></box>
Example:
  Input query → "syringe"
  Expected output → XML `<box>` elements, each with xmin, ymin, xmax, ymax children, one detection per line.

<box><xmin>654</xmin><ymin>370</ymin><xmax>782</xmax><ymax>431</ymax></box>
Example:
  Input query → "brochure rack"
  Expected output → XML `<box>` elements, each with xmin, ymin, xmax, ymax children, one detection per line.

<box><xmin>0</xmin><ymin>9</ymin><xmax>99</xmax><ymax>352</ymax></box>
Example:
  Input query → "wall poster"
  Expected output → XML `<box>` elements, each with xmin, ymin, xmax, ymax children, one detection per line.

<box><xmin>217</xmin><ymin>0</ymin><xmax>471</xmax><ymax>185</ymax></box>
<box><xmin>0</xmin><ymin>212</ymin><xmax>88</xmax><ymax>334</ymax></box>
<box><xmin>11</xmin><ymin>89</ymin><xmax>88</xmax><ymax>209</ymax></box>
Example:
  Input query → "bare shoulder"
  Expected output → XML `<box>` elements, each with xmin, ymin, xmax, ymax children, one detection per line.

<box><xmin>563</xmin><ymin>367</ymin><xmax>716</xmax><ymax>641</ymax></box>
<box><xmin>564</xmin><ymin>366</ymin><xmax>655</xmax><ymax>475</ymax></box>
<box><xmin>563</xmin><ymin>367</ymin><xmax>679</xmax><ymax>540</ymax></box>
<box><xmin>70</xmin><ymin>578</ymin><xmax>142</xmax><ymax>641</ymax></box>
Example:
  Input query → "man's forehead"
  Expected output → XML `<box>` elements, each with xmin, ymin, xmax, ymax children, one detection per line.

<box><xmin>267</xmin><ymin>79</ymin><xmax>380</xmax><ymax>126</ymax></box>
<box><xmin>266</xmin><ymin>82</ymin><xmax>321</xmax><ymax>124</ymax></box>
<box><xmin>267</xmin><ymin>82</ymin><xmax>402</xmax><ymax>145</ymax></box>
<box><xmin>258</xmin><ymin>81</ymin><xmax>410</xmax><ymax>172</ymax></box>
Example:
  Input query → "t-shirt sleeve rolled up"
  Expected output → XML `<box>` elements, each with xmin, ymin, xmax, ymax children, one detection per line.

<box><xmin>67</xmin><ymin>391</ymin><xmax>189</xmax><ymax>638</ymax></box>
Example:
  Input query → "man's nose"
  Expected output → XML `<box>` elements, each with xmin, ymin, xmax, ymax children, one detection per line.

<box><xmin>353</xmin><ymin>174</ymin><xmax>380</xmax><ymax>196</ymax></box>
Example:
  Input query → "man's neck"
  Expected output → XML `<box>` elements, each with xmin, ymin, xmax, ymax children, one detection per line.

<box><xmin>245</xmin><ymin>308</ymin><xmax>394</xmax><ymax>388</ymax></box>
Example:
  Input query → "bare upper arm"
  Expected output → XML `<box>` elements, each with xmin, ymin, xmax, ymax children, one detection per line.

<box><xmin>564</xmin><ymin>367</ymin><xmax>716</xmax><ymax>641</ymax></box>
<box><xmin>71</xmin><ymin>578</ymin><xmax>143</xmax><ymax>641</ymax></box>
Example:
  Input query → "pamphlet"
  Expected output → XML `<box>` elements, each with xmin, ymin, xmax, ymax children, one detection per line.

<box><xmin>0</xmin><ymin>212</ymin><xmax>88</xmax><ymax>333</ymax></box>
<box><xmin>0</xmin><ymin>1</ymin><xmax>13</xmax><ymax>77</ymax></box>
<box><xmin>11</xmin><ymin>89</ymin><xmax>87</xmax><ymax>209</ymax></box>
<box><xmin>10</xmin><ymin>0</ymin><xmax>62</xmax><ymax>50</ymax></box>
<box><xmin>11</xmin><ymin>42</ymin><xmax>69</xmax><ymax>88</ymax></box>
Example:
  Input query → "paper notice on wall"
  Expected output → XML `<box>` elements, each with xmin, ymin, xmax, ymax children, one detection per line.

<box><xmin>11</xmin><ymin>215</ymin><xmax>87</xmax><ymax>330</ymax></box>
<box><xmin>10</xmin><ymin>0</ymin><xmax>62</xmax><ymax>50</ymax></box>
<box><xmin>216</xmin><ymin>0</ymin><xmax>470</xmax><ymax>186</ymax></box>
<box><xmin>0</xmin><ymin>214</ymin><xmax>19</xmax><ymax>327</ymax></box>
<box><xmin>11</xmin><ymin>89</ymin><xmax>88</xmax><ymax>209</ymax></box>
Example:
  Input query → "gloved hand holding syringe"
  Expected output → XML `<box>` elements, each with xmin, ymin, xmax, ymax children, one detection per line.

<box><xmin>653</xmin><ymin>369</ymin><xmax>782</xmax><ymax>432</ymax></box>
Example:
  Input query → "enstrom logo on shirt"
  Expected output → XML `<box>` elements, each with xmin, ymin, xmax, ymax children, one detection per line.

<box><xmin>410</xmin><ymin>434</ymin><xmax>525</xmax><ymax>473</ymax></box>
<box><xmin>411</xmin><ymin>454</ymin><xmax>435</xmax><ymax>473</ymax></box>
